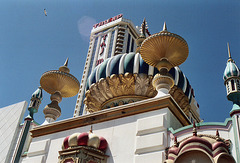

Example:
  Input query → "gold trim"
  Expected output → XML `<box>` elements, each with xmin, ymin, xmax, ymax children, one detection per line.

<box><xmin>84</xmin><ymin>73</ymin><xmax>157</xmax><ymax>112</ymax></box>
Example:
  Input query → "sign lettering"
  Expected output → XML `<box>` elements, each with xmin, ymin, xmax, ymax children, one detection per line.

<box><xmin>93</xmin><ymin>14</ymin><xmax>123</xmax><ymax>28</ymax></box>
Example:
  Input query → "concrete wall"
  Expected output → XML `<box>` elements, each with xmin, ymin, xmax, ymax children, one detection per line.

<box><xmin>23</xmin><ymin>107</ymin><xmax>182</xmax><ymax>163</ymax></box>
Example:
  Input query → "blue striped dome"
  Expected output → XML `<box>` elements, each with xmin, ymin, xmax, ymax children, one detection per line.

<box><xmin>86</xmin><ymin>52</ymin><xmax>194</xmax><ymax>103</ymax></box>
<box><xmin>31</xmin><ymin>87</ymin><xmax>43</xmax><ymax>101</ymax></box>
<box><xmin>223</xmin><ymin>60</ymin><xmax>240</xmax><ymax>80</ymax></box>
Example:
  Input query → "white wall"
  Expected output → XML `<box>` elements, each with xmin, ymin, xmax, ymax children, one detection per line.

<box><xmin>24</xmin><ymin>107</ymin><xmax>183</xmax><ymax>163</ymax></box>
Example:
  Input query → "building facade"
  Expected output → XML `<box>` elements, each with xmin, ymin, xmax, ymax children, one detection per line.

<box><xmin>74</xmin><ymin>14</ymin><xmax>141</xmax><ymax>116</ymax></box>
<box><xmin>6</xmin><ymin>15</ymin><xmax>239</xmax><ymax>163</ymax></box>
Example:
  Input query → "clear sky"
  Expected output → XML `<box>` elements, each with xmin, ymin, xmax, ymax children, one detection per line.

<box><xmin>0</xmin><ymin>0</ymin><xmax>239</xmax><ymax>124</ymax></box>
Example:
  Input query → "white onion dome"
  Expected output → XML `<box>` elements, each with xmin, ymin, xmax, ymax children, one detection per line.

<box><xmin>62</xmin><ymin>132</ymin><xmax>108</xmax><ymax>153</ymax></box>
<box><xmin>223</xmin><ymin>60</ymin><xmax>240</xmax><ymax>81</ymax></box>
<box><xmin>31</xmin><ymin>86</ymin><xmax>43</xmax><ymax>101</ymax></box>
<box><xmin>84</xmin><ymin>52</ymin><xmax>195</xmax><ymax>113</ymax></box>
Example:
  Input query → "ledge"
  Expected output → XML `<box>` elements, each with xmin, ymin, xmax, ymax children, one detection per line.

<box><xmin>168</xmin><ymin>118</ymin><xmax>232</xmax><ymax>135</ymax></box>
<box><xmin>31</xmin><ymin>95</ymin><xmax>190</xmax><ymax>138</ymax></box>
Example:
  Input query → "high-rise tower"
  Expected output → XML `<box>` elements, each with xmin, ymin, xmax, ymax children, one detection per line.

<box><xmin>74</xmin><ymin>14</ymin><xmax>142</xmax><ymax>116</ymax></box>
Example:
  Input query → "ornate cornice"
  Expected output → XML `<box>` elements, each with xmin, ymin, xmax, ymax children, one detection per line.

<box><xmin>31</xmin><ymin>95</ymin><xmax>191</xmax><ymax>138</ymax></box>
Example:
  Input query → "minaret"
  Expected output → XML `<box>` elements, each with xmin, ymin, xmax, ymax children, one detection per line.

<box><xmin>28</xmin><ymin>86</ymin><xmax>43</xmax><ymax>119</ymax></box>
<box><xmin>40</xmin><ymin>58</ymin><xmax>80</xmax><ymax>124</ymax></box>
<box><xmin>223</xmin><ymin>43</ymin><xmax>240</xmax><ymax>116</ymax></box>
<box><xmin>223</xmin><ymin>43</ymin><xmax>240</xmax><ymax>162</ymax></box>
<box><xmin>140</xmin><ymin>22</ymin><xmax>189</xmax><ymax>96</ymax></box>
<box><xmin>11</xmin><ymin>87</ymin><xmax>42</xmax><ymax>163</ymax></box>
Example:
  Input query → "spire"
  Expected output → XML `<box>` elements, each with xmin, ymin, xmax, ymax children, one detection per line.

<box><xmin>59</xmin><ymin>58</ymin><xmax>70</xmax><ymax>73</ymax></box>
<box><xmin>90</xmin><ymin>125</ymin><xmax>93</xmax><ymax>133</ymax></box>
<box><xmin>227</xmin><ymin>43</ymin><xmax>233</xmax><ymax>62</ymax></box>
<box><xmin>162</xmin><ymin>21</ymin><xmax>167</xmax><ymax>31</ymax></box>
<box><xmin>174</xmin><ymin>136</ymin><xmax>178</xmax><ymax>147</ymax></box>
<box><xmin>192</xmin><ymin>121</ymin><xmax>197</xmax><ymax>136</ymax></box>
<box><xmin>216</xmin><ymin>129</ymin><xmax>220</xmax><ymax>141</ymax></box>
<box><xmin>64</xmin><ymin>57</ymin><xmax>69</xmax><ymax>67</ymax></box>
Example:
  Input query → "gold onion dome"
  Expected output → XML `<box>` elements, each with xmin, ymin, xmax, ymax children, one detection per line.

<box><xmin>140</xmin><ymin>22</ymin><xmax>189</xmax><ymax>71</ymax></box>
<box><xmin>40</xmin><ymin>58</ymin><xmax>80</xmax><ymax>97</ymax></box>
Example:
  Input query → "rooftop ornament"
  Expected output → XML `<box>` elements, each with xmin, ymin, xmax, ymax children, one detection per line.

<box><xmin>40</xmin><ymin>58</ymin><xmax>80</xmax><ymax>124</ymax></box>
<box><xmin>140</xmin><ymin>22</ymin><xmax>189</xmax><ymax>96</ymax></box>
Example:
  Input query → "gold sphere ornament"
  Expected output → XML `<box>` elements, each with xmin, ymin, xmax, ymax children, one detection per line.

<box><xmin>140</xmin><ymin>22</ymin><xmax>189</xmax><ymax>71</ymax></box>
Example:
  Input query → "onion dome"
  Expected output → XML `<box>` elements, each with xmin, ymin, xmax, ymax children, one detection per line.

<box><xmin>223</xmin><ymin>60</ymin><xmax>240</xmax><ymax>81</ymax></box>
<box><xmin>62</xmin><ymin>132</ymin><xmax>108</xmax><ymax>153</ymax></box>
<box><xmin>166</xmin><ymin>129</ymin><xmax>235</xmax><ymax>162</ymax></box>
<box><xmin>31</xmin><ymin>86</ymin><xmax>43</xmax><ymax>101</ymax></box>
<box><xmin>223</xmin><ymin>43</ymin><xmax>240</xmax><ymax>80</ymax></box>
<box><xmin>28</xmin><ymin>86</ymin><xmax>43</xmax><ymax>117</ymax></box>
<box><xmin>84</xmin><ymin>52</ymin><xmax>195</xmax><ymax>113</ymax></box>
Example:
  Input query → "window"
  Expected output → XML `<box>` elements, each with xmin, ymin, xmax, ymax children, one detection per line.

<box><xmin>126</xmin><ymin>34</ymin><xmax>131</xmax><ymax>53</ymax></box>
<box><xmin>231</xmin><ymin>80</ymin><xmax>235</xmax><ymax>91</ymax></box>
<box><xmin>107</xmin><ymin>30</ymin><xmax>115</xmax><ymax>58</ymax></box>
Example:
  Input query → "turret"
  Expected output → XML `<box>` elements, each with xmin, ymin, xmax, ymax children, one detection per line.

<box><xmin>28</xmin><ymin>86</ymin><xmax>43</xmax><ymax>119</ymax></box>
<box><xmin>223</xmin><ymin>43</ymin><xmax>240</xmax><ymax>162</ymax></box>
<box><xmin>11</xmin><ymin>87</ymin><xmax>42</xmax><ymax>163</ymax></box>
<box><xmin>223</xmin><ymin>43</ymin><xmax>240</xmax><ymax>116</ymax></box>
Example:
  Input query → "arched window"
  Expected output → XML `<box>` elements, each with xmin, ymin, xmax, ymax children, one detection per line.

<box><xmin>231</xmin><ymin>80</ymin><xmax>235</xmax><ymax>91</ymax></box>
<box><xmin>175</xmin><ymin>150</ymin><xmax>213</xmax><ymax>163</ymax></box>
<box><xmin>237</xmin><ymin>79</ymin><xmax>240</xmax><ymax>90</ymax></box>
<box><xmin>226</xmin><ymin>82</ymin><xmax>230</xmax><ymax>94</ymax></box>
<box><xmin>217</xmin><ymin>154</ymin><xmax>236</xmax><ymax>163</ymax></box>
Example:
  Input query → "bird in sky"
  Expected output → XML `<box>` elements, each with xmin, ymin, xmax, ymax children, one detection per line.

<box><xmin>44</xmin><ymin>9</ymin><xmax>47</xmax><ymax>16</ymax></box>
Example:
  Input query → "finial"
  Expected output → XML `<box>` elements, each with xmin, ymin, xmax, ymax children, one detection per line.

<box><xmin>59</xmin><ymin>58</ymin><xmax>70</xmax><ymax>73</ymax></box>
<box><xmin>216</xmin><ymin>129</ymin><xmax>220</xmax><ymax>141</ymax></box>
<box><xmin>64</xmin><ymin>58</ymin><xmax>69</xmax><ymax>67</ymax></box>
<box><xmin>227</xmin><ymin>42</ymin><xmax>233</xmax><ymax>62</ymax></box>
<box><xmin>193</xmin><ymin>121</ymin><xmax>197</xmax><ymax>136</ymax></box>
<box><xmin>174</xmin><ymin>136</ymin><xmax>178</xmax><ymax>147</ymax></box>
<box><xmin>90</xmin><ymin>125</ymin><xmax>93</xmax><ymax>133</ymax></box>
<box><xmin>162</xmin><ymin>21</ymin><xmax>167</xmax><ymax>31</ymax></box>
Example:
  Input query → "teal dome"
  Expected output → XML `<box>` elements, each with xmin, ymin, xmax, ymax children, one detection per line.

<box><xmin>31</xmin><ymin>87</ymin><xmax>43</xmax><ymax>101</ymax></box>
<box><xmin>223</xmin><ymin>60</ymin><xmax>240</xmax><ymax>80</ymax></box>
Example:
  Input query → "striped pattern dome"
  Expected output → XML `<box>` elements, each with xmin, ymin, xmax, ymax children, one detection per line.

<box><xmin>223</xmin><ymin>60</ymin><xmax>240</xmax><ymax>80</ymax></box>
<box><xmin>31</xmin><ymin>87</ymin><xmax>43</xmax><ymax>101</ymax></box>
<box><xmin>62</xmin><ymin>132</ymin><xmax>108</xmax><ymax>153</ymax></box>
<box><xmin>86</xmin><ymin>52</ymin><xmax>194</xmax><ymax>103</ymax></box>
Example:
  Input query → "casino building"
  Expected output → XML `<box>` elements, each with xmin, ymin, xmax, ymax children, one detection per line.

<box><xmin>3</xmin><ymin>15</ymin><xmax>239</xmax><ymax>163</ymax></box>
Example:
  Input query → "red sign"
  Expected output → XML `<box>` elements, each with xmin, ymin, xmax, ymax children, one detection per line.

<box><xmin>96</xmin><ymin>59</ymin><xmax>104</xmax><ymax>66</ymax></box>
<box><xmin>99</xmin><ymin>34</ymin><xmax>107</xmax><ymax>55</ymax></box>
<box><xmin>93</xmin><ymin>14</ymin><xmax>123</xmax><ymax>28</ymax></box>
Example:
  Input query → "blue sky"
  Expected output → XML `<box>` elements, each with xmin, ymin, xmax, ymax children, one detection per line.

<box><xmin>0</xmin><ymin>0</ymin><xmax>239</xmax><ymax>124</ymax></box>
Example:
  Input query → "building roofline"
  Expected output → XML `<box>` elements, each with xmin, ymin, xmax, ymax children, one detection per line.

<box><xmin>31</xmin><ymin>95</ymin><xmax>191</xmax><ymax>138</ymax></box>
<box><xmin>169</xmin><ymin>118</ymin><xmax>232</xmax><ymax>136</ymax></box>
